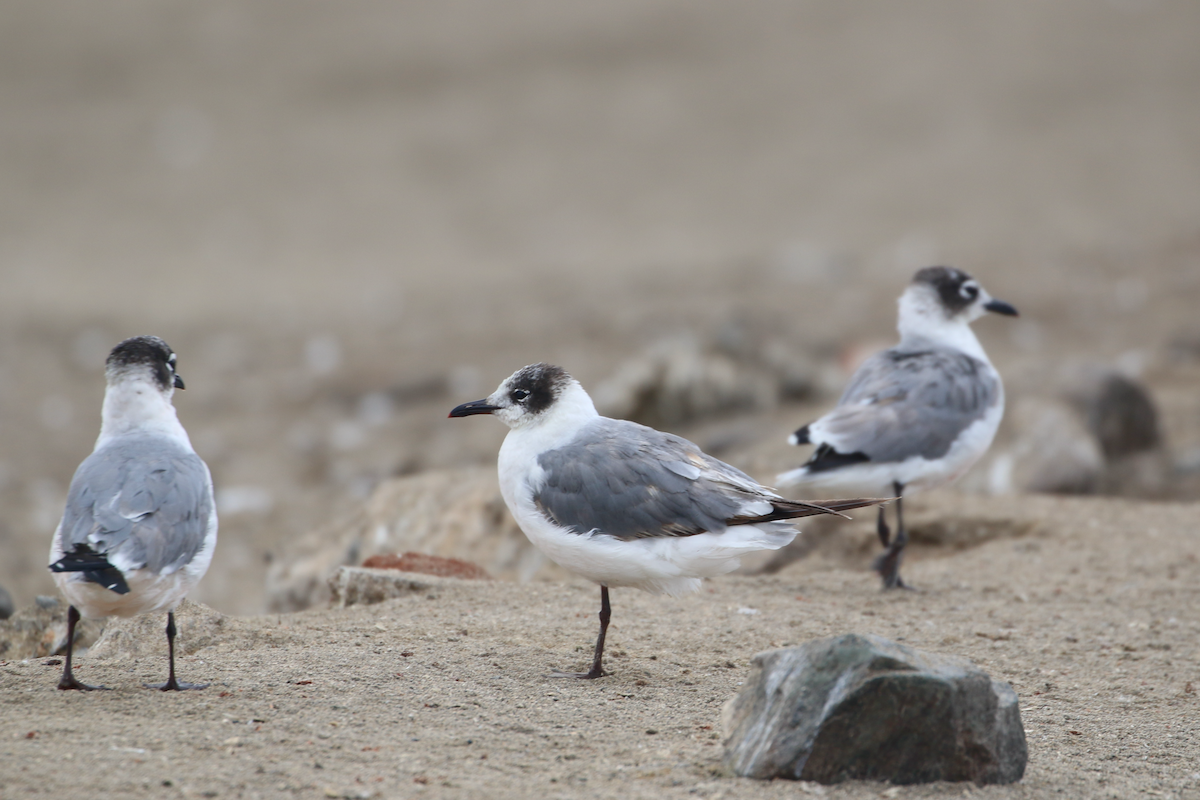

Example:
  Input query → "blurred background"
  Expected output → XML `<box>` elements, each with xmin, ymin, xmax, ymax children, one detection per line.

<box><xmin>2</xmin><ymin>0</ymin><xmax>1199</xmax><ymax>615</ymax></box>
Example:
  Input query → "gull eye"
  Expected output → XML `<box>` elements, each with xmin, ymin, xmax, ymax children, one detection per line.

<box><xmin>960</xmin><ymin>282</ymin><xmax>979</xmax><ymax>300</ymax></box>
<box><xmin>511</xmin><ymin>388</ymin><xmax>530</xmax><ymax>402</ymax></box>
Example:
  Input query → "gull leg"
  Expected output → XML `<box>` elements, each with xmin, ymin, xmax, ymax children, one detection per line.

<box><xmin>551</xmin><ymin>586</ymin><xmax>611</xmax><ymax>680</ymax></box>
<box><xmin>874</xmin><ymin>483</ymin><xmax>913</xmax><ymax>590</ymax></box>
<box><xmin>145</xmin><ymin>612</ymin><xmax>207</xmax><ymax>691</ymax></box>
<box><xmin>57</xmin><ymin>605</ymin><xmax>106</xmax><ymax>691</ymax></box>
<box><xmin>876</xmin><ymin>505</ymin><xmax>891</xmax><ymax>547</ymax></box>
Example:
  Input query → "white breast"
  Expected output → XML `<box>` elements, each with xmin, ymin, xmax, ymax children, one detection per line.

<box><xmin>496</xmin><ymin>429</ymin><xmax>797</xmax><ymax>597</ymax></box>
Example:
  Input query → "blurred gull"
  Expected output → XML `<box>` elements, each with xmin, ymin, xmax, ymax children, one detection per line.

<box><xmin>450</xmin><ymin>363</ymin><xmax>881</xmax><ymax>679</ymax></box>
<box><xmin>778</xmin><ymin>267</ymin><xmax>1017</xmax><ymax>589</ymax></box>
<box><xmin>48</xmin><ymin>336</ymin><xmax>217</xmax><ymax>691</ymax></box>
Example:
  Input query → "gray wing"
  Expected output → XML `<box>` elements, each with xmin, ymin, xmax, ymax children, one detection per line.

<box><xmin>810</xmin><ymin>346</ymin><xmax>1000</xmax><ymax>464</ymax></box>
<box><xmin>60</xmin><ymin>434</ymin><xmax>214</xmax><ymax>575</ymax></box>
<box><xmin>534</xmin><ymin>419</ymin><xmax>771</xmax><ymax>542</ymax></box>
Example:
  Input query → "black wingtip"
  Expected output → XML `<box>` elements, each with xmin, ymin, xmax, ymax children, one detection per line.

<box><xmin>788</xmin><ymin>425</ymin><xmax>811</xmax><ymax>446</ymax></box>
<box><xmin>815</xmin><ymin>497</ymin><xmax>895</xmax><ymax>516</ymax></box>
<box><xmin>802</xmin><ymin>444</ymin><xmax>871</xmax><ymax>473</ymax></box>
<box><xmin>88</xmin><ymin>571</ymin><xmax>131</xmax><ymax>594</ymax></box>
<box><xmin>49</xmin><ymin>544</ymin><xmax>131</xmax><ymax>594</ymax></box>
<box><xmin>785</xmin><ymin>497</ymin><xmax>892</xmax><ymax>520</ymax></box>
<box><xmin>728</xmin><ymin>497</ymin><xmax>891</xmax><ymax>526</ymax></box>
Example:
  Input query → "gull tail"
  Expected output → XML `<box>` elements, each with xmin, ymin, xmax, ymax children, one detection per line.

<box><xmin>49</xmin><ymin>543</ymin><xmax>130</xmax><ymax>594</ymax></box>
<box><xmin>728</xmin><ymin>497</ymin><xmax>892</xmax><ymax>525</ymax></box>
<box><xmin>788</xmin><ymin>424</ymin><xmax>812</xmax><ymax>446</ymax></box>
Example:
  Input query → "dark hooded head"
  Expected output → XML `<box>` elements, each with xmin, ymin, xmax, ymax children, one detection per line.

<box><xmin>449</xmin><ymin>363</ymin><xmax>588</xmax><ymax>430</ymax></box>
<box><xmin>909</xmin><ymin>266</ymin><xmax>1018</xmax><ymax>321</ymax></box>
<box><xmin>105</xmin><ymin>336</ymin><xmax>184</xmax><ymax>391</ymax></box>
<box><xmin>499</xmin><ymin>363</ymin><xmax>571</xmax><ymax>416</ymax></box>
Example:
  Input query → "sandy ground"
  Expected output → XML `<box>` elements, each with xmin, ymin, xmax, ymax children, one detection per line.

<box><xmin>2</xmin><ymin>1</ymin><xmax>1200</xmax><ymax>797</ymax></box>
<box><xmin>2</xmin><ymin>493</ymin><xmax>1199</xmax><ymax>799</ymax></box>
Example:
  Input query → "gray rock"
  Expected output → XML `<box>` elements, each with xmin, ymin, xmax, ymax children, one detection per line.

<box><xmin>1005</xmin><ymin>397</ymin><xmax>1104</xmax><ymax>495</ymax></box>
<box><xmin>264</xmin><ymin>467</ymin><xmax>567</xmax><ymax>612</ymax></box>
<box><xmin>722</xmin><ymin>634</ymin><xmax>1026</xmax><ymax>785</ymax></box>
<box><xmin>986</xmin><ymin>380</ymin><xmax>1172</xmax><ymax>498</ymax></box>
<box><xmin>0</xmin><ymin>599</ymin><xmax>104</xmax><ymax>660</ymax></box>
<box><xmin>1067</xmin><ymin>370</ymin><xmax>1160</xmax><ymax>459</ymax></box>
<box><xmin>590</xmin><ymin>324</ymin><xmax>833</xmax><ymax>429</ymax></box>
<box><xmin>591</xmin><ymin>334</ymin><xmax>777</xmax><ymax>428</ymax></box>
<box><xmin>0</xmin><ymin>584</ymin><xmax>13</xmax><ymax>620</ymax></box>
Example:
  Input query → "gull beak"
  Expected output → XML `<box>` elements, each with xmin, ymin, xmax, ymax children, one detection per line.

<box><xmin>449</xmin><ymin>399</ymin><xmax>499</xmax><ymax>418</ymax></box>
<box><xmin>174</xmin><ymin>373</ymin><xmax>186</xmax><ymax>390</ymax></box>
<box><xmin>983</xmin><ymin>299</ymin><xmax>1019</xmax><ymax>317</ymax></box>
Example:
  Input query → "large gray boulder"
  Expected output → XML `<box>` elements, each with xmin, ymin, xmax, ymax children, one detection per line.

<box><xmin>723</xmin><ymin>634</ymin><xmax>1026</xmax><ymax>785</ymax></box>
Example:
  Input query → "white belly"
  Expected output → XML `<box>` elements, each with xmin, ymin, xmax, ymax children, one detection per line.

<box><xmin>497</xmin><ymin>437</ymin><xmax>796</xmax><ymax>597</ymax></box>
<box><xmin>48</xmin><ymin>509</ymin><xmax>217</xmax><ymax>620</ymax></box>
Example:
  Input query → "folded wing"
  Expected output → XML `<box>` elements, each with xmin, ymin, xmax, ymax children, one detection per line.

<box><xmin>535</xmin><ymin>420</ymin><xmax>882</xmax><ymax>541</ymax></box>
<box><xmin>806</xmin><ymin>345</ymin><xmax>1001</xmax><ymax>468</ymax></box>
<box><xmin>52</xmin><ymin>434</ymin><xmax>213</xmax><ymax>582</ymax></box>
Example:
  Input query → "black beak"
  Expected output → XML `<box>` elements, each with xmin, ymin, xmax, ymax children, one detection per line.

<box><xmin>173</xmin><ymin>373</ymin><xmax>186</xmax><ymax>390</ymax></box>
<box><xmin>984</xmin><ymin>299</ymin><xmax>1019</xmax><ymax>317</ymax></box>
<box><xmin>449</xmin><ymin>399</ymin><xmax>499</xmax><ymax>418</ymax></box>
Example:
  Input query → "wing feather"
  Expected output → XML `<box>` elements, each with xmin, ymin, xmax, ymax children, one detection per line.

<box><xmin>57</xmin><ymin>434</ymin><xmax>214</xmax><ymax>575</ymax></box>
<box><xmin>534</xmin><ymin>419</ymin><xmax>871</xmax><ymax>541</ymax></box>
<box><xmin>807</xmin><ymin>345</ymin><xmax>1000</xmax><ymax>466</ymax></box>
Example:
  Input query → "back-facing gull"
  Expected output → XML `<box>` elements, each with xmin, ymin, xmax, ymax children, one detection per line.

<box><xmin>48</xmin><ymin>336</ymin><xmax>217</xmax><ymax>691</ymax></box>
<box><xmin>777</xmin><ymin>266</ymin><xmax>1017</xmax><ymax>590</ymax></box>
<box><xmin>450</xmin><ymin>363</ymin><xmax>883</xmax><ymax>679</ymax></box>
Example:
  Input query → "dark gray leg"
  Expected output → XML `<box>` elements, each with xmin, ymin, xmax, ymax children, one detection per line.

<box><xmin>57</xmin><ymin>605</ymin><xmax>106</xmax><ymax>691</ymax></box>
<box><xmin>145</xmin><ymin>612</ymin><xmax>207</xmax><ymax>691</ymax></box>
<box><xmin>876</xmin><ymin>505</ymin><xmax>891</xmax><ymax>547</ymax></box>
<box><xmin>874</xmin><ymin>482</ymin><xmax>911</xmax><ymax>590</ymax></box>
<box><xmin>551</xmin><ymin>586</ymin><xmax>611</xmax><ymax>680</ymax></box>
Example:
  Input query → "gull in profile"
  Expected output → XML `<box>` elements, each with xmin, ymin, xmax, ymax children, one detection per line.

<box><xmin>778</xmin><ymin>266</ymin><xmax>1017</xmax><ymax>589</ymax></box>
<box><xmin>451</xmin><ymin>363</ymin><xmax>881</xmax><ymax>679</ymax></box>
<box><xmin>48</xmin><ymin>336</ymin><xmax>217</xmax><ymax>690</ymax></box>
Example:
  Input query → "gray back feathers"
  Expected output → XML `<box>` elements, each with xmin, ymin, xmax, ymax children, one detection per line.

<box><xmin>818</xmin><ymin>342</ymin><xmax>1001</xmax><ymax>463</ymax></box>
<box><xmin>60</xmin><ymin>434</ymin><xmax>213</xmax><ymax>575</ymax></box>
<box><xmin>534</xmin><ymin>419</ymin><xmax>769</xmax><ymax>541</ymax></box>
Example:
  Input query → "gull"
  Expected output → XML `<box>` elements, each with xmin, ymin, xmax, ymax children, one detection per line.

<box><xmin>450</xmin><ymin>363</ymin><xmax>882</xmax><ymax>679</ymax></box>
<box><xmin>48</xmin><ymin>336</ymin><xmax>217</xmax><ymax>690</ymax></box>
<box><xmin>777</xmin><ymin>266</ymin><xmax>1017</xmax><ymax>589</ymax></box>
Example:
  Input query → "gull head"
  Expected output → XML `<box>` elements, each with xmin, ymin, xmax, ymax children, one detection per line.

<box><xmin>902</xmin><ymin>266</ymin><xmax>1018</xmax><ymax>327</ymax></box>
<box><xmin>449</xmin><ymin>363</ymin><xmax>593</xmax><ymax>431</ymax></box>
<box><xmin>105</xmin><ymin>335</ymin><xmax>185</xmax><ymax>394</ymax></box>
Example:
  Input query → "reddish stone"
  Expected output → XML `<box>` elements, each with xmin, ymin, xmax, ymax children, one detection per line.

<box><xmin>361</xmin><ymin>552</ymin><xmax>490</xmax><ymax>580</ymax></box>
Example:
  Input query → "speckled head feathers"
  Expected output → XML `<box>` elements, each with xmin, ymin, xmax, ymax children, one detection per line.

<box><xmin>911</xmin><ymin>266</ymin><xmax>982</xmax><ymax>315</ymax></box>
<box><xmin>105</xmin><ymin>336</ymin><xmax>181</xmax><ymax>391</ymax></box>
<box><xmin>501</xmin><ymin>363</ymin><xmax>572</xmax><ymax>415</ymax></box>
